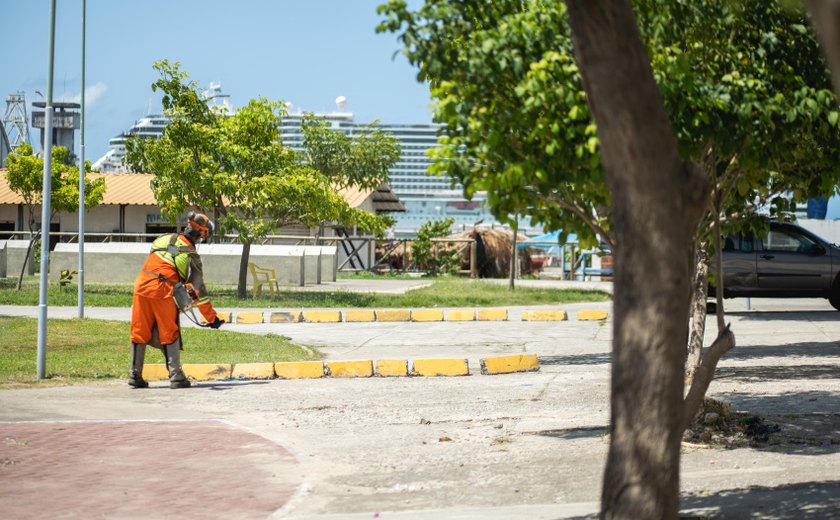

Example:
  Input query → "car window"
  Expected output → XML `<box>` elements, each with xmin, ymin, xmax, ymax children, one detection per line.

<box><xmin>764</xmin><ymin>229</ymin><xmax>816</xmax><ymax>253</ymax></box>
<box><xmin>740</xmin><ymin>234</ymin><xmax>754</xmax><ymax>253</ymax></box>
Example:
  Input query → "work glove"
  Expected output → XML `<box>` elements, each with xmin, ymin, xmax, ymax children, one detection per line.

<box><xmin>210</xmin><ymin>317</ymin><xmax>224</xmax><ymax>329</ymax></box>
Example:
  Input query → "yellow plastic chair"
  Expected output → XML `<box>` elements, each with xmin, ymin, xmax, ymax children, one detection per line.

<box><xmin>248</xmin><ymin>262</ymin><xmax>279</xmax><ymax>298</ymax></box>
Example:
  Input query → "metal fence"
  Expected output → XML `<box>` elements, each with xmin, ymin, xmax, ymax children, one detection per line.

<box><xmin>0</xmin><ymin>231</ymin><xmax>608</xmax><ymax>279</ymax></box>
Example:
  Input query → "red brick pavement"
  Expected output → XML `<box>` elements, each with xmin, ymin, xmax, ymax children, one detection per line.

<box><xmin>0</xmin><ymin>420</ymin><xmax>299</xmax><ymax>519</ymax></box>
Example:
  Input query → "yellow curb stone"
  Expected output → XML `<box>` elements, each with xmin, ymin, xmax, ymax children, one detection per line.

<box><xmin>236</xmin><ymin>311</ymin><xmax>264</xmax><ymax>324</ymax></box>
<box><xmin>183</xmin><ymin>363</ymin><xmax>232</xmax><ymax>381</ymax></box>
<box><xmin>477</xmin><ymin>309</ymin><xmax>508</xmax><ymax>321</ymax></box>
<box><xmin>521</xmin><ymin>310</ymin><xmax>567</xmax><ymax>321</ymax></box>
<box><xmin>345</xmin><ymin>309</ymin><xmax>376</xmax><ymax>322</ymax></box>
<box><xmin>480</xmin><ymin>354</ymin><xmax>540</xmax><ymax>375</ymax></box>
<box><xmin>270</xmin><ymin>311</ymin><xmax>302</xmax><ymax>323</ymax></box>
<box><xmin>412</xmin><ymin>358</ymin><xmax>470</xmax><ymax>377</ymax></box>
<box><xmin>577</xmin><ymin>309</ymin><xmax>609</xmax><ymax>321</ymax></box>
<box><xmin>375</xmin><ymin>359</ymin><xmax>409</xmax><ymax>377</ymax></box>
<box><xmin>326</xmin><ymin>360</ymin><xmax>374</xmax><ymax>378</ymax></box>
<box><xmin>274</xmin><ymin>361</ymin><xmax>325</xmax><ymax>379</ymax></box>
<box><xmin>142</xmin><ymin>364</ymin><xmax>169</xmax><ymax>381</ymax></box>
<box><xmin>376</xmin><ymin>309</ymin><xmax>411</xmax><ymax>322</ymax></box>
<box><xmin>231</xmin><ymin>362</ymin><xmax>276</xmax><ymax>380</ymax></box>
<box><xmin>411</xmin><ymin>309</ymin><xmax>444</xmax><ymax>322</ymax></box>
<box><xmin>446</xmin><ymin>309</ymin><xmax>475</xmax><ymax>321</ymax></box>
<box><xmin>302</xmin><ymin>310</ymin><xmax>343</xmax><ymax>323</ymax></box>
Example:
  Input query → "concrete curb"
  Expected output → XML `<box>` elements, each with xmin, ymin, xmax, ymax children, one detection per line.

<box><xmin>218</xmin><ymin>308</ymin><xmax>609</xmax><ymax>323</ymax></box>
<box><xmin>141</xmin><ymin>354</ymin><xmax>541</xmax><ymax>382</ymax></box>
<box><xmin>480</xmin><ymin>354</ymin><xmax>540</xmax><ymax>375</ymax></box>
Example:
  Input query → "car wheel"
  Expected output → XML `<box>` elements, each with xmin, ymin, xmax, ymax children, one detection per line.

<box><xmin>830</xmin><ymin>287</ymin><xmax>840</xmax><ymax>311</ymax></box>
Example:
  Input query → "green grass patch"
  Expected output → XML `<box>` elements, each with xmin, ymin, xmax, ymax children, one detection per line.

<box><xmin>337</xmin><ymin>271</ymin><xmax>420</xmax><ymax>280</ymax></box>
<box><xmin>0</xmin><ymin>316</ymin><xmax>318</xmax><ymax>386</ymax></box>
<box><xmin>0</xmin><ymin>277</ymin><xmax>610</xmax><ymax>308</ymax></box>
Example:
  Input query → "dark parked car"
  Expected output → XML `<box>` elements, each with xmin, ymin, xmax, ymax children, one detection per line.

<box><xmin>712</xmin><ymin>221</ymin><xmax>840</xmax><ymax>310</ymax></box>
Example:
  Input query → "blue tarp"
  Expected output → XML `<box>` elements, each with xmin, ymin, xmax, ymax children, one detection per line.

<box><xmin>518</xmin><ymin>230</ymin><xmax>577</xmax><ymax>254</ymax></box>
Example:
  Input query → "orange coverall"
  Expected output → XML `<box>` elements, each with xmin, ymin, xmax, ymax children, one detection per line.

<box><xmin>130</xmin><ymin>233</ymin><xmax>218</xmax><ymax>347</ymax></box>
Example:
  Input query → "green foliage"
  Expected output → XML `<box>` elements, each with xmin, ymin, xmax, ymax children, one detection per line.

<box><xmin>378</xmin><ymin>0</ymin><xmax>840</xmax><ymax>248</ymax></box>
<box><xmin>301</xmin><ymin>114</ymin><xmax>401</xmax><ymax>192</ymax></box>
<box><xmin>126</xmin><ymin>61</ymin><xmax>398</xmax><ymax>296</ymax></box>
<box><xmin>378</xmin><ymin>1</ymin><xmax>607</xmax><ymax>247</ymax></box>
<box><xmin>0</xmin><ymin>279</ymin><xmax>610</xmax><ymax>309</ymax></box>
<box><xmin>125</xmin><ymin>60</ymin><xmax>391</xmax><ymax>242</ymax></box>
<box><xmin>411</xmin><ymin>217</ymin><xmax>462</xmax><ymax>276</ymax></box>
<box><xmin>59</xmin><ymin>269</ymin><xmax>77</xmax><ymax>291</ymax></box>
<box><xmin>5</xmin><ymin>143</ymin><xmax>106</xmax><ymax>231</ymax></box>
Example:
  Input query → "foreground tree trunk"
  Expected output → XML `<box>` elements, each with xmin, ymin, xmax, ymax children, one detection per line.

<box><xmin>808</xmin><ymin>1</ymin><xmax>840</xmax><ymax>99</ymax></box>
<box><xmin>566</xmin><ymin>2</ymin><xmax>711</xmax><ymax>518</ymax></box>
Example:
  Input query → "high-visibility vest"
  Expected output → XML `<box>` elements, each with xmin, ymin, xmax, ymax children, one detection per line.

<box><xmin>150</xmin><ymin>233</ymin><xmax>196</xmax><ymax>282</ymax></box>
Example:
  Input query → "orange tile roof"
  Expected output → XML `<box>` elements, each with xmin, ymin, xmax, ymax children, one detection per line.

<box><xmin>0</xmin><ymin>170</ymin><xmax>157</xmax><ymax>206</ymax></box>
<box><xmin>0</xmin><ymin>169</ymin><xmax>402</xmax><ymax>211</ymax></box>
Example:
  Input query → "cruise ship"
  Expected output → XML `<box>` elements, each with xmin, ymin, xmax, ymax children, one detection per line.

<box><xmin>93</xmin><ymin>89</ymin><xmax>515</xmax><ymax>233</ymax></box>
<box><xmin>93</xmin><ymin>83</ymin><xmax>230</xmax><ymax>172</ymax></box>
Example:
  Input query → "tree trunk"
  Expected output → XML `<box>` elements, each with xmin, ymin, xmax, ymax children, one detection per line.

<box><xmin>237</xmin><ymin>239</ymin><xmax>251</xmax><ymax>299</ymax></box>
<box><xmin>807</xmin><ymin>1</ymin><xmax>840</xmax><ymax>99</ymax></box>
<box><xmin>566</xmin><ymin>2</ymin><xmax>710</xmax><ymax>518</ymax></box>
<box><xmin>509</xmin><ymin>222</ymin><xmax>518</xmax><ymax>291</ymax></box>
<box><xmin>685</xmin><ymin>243</ymin><xmax>709</xmax><ymax>386</ymax></box>
<box><xmin>16</xmin><ymin>234</ymin><xmax>39</xmax><ymax>291</ymax></box>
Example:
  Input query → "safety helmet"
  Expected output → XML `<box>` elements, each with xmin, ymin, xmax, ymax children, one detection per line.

<box><xmin>184</xmin><ymin>211</ymin><xmax>214</xmax><ymax>241</ymax></box>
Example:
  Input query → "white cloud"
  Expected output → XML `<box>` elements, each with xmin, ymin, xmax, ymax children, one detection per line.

<box><xmin>57</xmin><ymin>82</ymin><xmax>108</xmax><ymax>106</ymax></box>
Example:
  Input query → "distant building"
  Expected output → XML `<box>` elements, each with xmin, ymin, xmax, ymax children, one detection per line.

<box><xmin>32</xmin><ymin>101</ymin><xmax>80</xmax><ymax>159</ymax></box>
<box><xmin>0</xmin><ymin>170</ymin><xmax>401</xmax><ymax>239</ymax></box>
<box><xmin>92</xmin><ymin>91</ymin><xmax>530</xmax><ymax>234</ymax></box>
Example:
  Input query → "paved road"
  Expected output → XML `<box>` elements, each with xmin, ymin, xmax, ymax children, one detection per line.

<box><xmin>1</xmin><ymin>284</ymin><xmax>839</xmax><ymax>519</ymax></box>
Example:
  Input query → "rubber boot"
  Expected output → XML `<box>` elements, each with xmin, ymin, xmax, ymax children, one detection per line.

<box><xmin>128</xmin><ymin>343</ymin><xmax>149</xmax><ymax>388</ymax></box>
<box><xmin>165</xmin><ymin>338</ymin><xmax>191</xmax><ymax>389</ymax></box>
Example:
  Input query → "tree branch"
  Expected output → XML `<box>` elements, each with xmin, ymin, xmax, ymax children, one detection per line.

<box><xmin>682</xmin><ymin>324</ymin><xmax>735</xmax><ymax>430</ymax></box>
<box><xmin>549</xmin><ymin>191</ymin><xmax>616</xmax><ymax>250</ymax></box>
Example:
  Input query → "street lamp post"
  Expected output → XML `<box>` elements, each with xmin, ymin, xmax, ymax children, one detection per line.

<box><xmin>37</xmin><ymin>0</ymin><xmax>58</xmax><ymax>379</ymax></box>
<box><xmin>78</xmin><ymin>0</ymin><xmax>86</xmax><ymax>318</ymax></box>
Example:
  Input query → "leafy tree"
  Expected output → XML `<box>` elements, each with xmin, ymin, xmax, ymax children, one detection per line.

<box><xmin>126</xmin><ymin>60</ymin><xmax>393</xmax><ymax>297</ymax></box>
<box><xmin>378</xmin><ymin>1</ymin><xmax>609</xmax><ymax>248</ymax></box>
<box><xmin>379</xmin><ymin>0</ymin><xmax>840</xmax><ymax>516</ymax></box>
<box><xmin>411</xmin><ymin>218</ymin><xmax>461</xmax><ymax>276</ymax></box>
<box><xmin>5</xmin><ymin>143</ymin><xmax>105</xmax><ymax>290</ymax></box>
<box><xmin>378</xmin><ymin>0</ymin><xmax>840</xmax><ymax>409</ymax></box>
<box><xmin>631</xmin><ymin>1</ymin><xmax>840</xmax><ymax>383</ymax></box>
<box><xmin>301</xmin><ymin>114</ymin><xmax>401</xmax><ymax>192</ymax></box>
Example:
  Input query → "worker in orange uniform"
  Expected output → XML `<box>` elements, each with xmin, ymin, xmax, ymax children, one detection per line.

<box><xmin>129</xmin><ymin>212</ymin><xmax>224</xmax><ymax>389</ymax></box>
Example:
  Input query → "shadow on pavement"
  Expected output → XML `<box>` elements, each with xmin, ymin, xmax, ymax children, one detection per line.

<box><xmin>527</xmin><ymin>425</ymin><xmax>608</xmax><ymax>440</ymax></box>
<box><xmin>715</xmin><ymin>364</ymin><xmax>840</xmax><ymax>381</ymax></box>
<box><xmin>197</xmin><ymin>380</ymin><xmax>273</xmax><ymax>391</ymax></box>
<box><xmin>727</xmin><ymin>310</ymin><xmax>838</xmax><ymax>322</ymax></box>
<box><xmin>539</xmin><ymin>353</ymin><xmax>612</xmax><ymax>366</ymax></box>
<box><xmin>720</xmin><ymin>341</ymin><xmax>840</xmax><ymax>361</ymax></box>
<box><xmin>680</xmin><ymin>480</ymin><xmax>840</xmax><ymax>519</ymax></box>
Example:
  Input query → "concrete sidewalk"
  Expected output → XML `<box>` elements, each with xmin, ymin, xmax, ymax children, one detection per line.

<box><xmin>1</xmin><ymin>292</ymin><xmax>839</xmax><ymax>519</ymax></box>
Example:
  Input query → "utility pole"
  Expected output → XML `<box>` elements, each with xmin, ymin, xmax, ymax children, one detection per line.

<box><xmin>78</xmin><ymin>0</ymin><xmax>86</xmax><ymax>318</ymax></box>
<box><xmin>37</xmin><ymin>0</ymin><xmax>57</xmax><ymax>380</ymax></box>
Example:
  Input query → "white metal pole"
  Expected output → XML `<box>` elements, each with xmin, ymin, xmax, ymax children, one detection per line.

<box><xmin>78</xmin><ymin>0</ymin><xmax>86</xmax><ymax>318</ymax></box>
<box><xmin>37</xmin><ymin>0</ymin><xmax>57</xmax><ymax>379</ymax></box>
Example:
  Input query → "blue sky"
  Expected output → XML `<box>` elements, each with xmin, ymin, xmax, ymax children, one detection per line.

<box><xmin>0</xmin><ymin>0</ymin><xmax>431</xmax><ymax>161</ymax></box>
